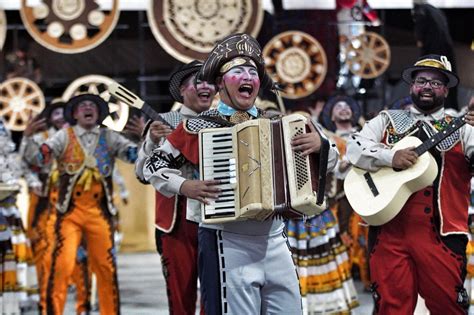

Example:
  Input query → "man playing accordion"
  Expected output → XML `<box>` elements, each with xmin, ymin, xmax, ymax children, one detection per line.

<box><xmin>144</xmin><ymin>33</ymin><xmax>339</xmax><ymax>314</ymax></box>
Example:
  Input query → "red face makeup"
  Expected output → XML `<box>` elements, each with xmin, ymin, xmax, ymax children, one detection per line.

<box><xmin>181</xmin><ymin>74</ymin><xmax>217</xmax><ymax>113</ymax></box>
<box><xmin>219</xmin><ymin>65</ymin><xmax>260</xmax><ymax>111</ymax></box>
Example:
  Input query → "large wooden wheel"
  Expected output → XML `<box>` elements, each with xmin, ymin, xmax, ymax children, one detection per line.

<box><xmin>345</xmin><ymin>31</ymin><xmax>391</xmax><ymax>79</ymax></box>
<box><xmin>0</xmin><ymin>78</ymin><xmax>45</xmax><ymax>131</ymax></box>
<box><xmin>147</xmin><ymin>0</ymin><xmax>263</xmax><ymax>63</ymax></box>
<box><xmin>20</xmin><ymin>0</ymin><xmax>120</xmax><ymax>54</ymax></box>
<box><xmin>263</xmin><ymin>31</ymin><xmax>328</xmax><ymax>99</ymax></box>
<box><xmin>62</xmin><ymin>75</ymin><xmax>129</xmax><ymax>131</ymax></box>
<box><xmin>0</xmin><ymin>10</ymin><xmax>6</xmax><ymax>51</ymax></box>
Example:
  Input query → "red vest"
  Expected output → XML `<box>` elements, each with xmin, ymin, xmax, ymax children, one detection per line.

<box><xmin>154</xmin><ymin>123</ymin><xmax>198</xmax><ymax>232</ymax></box>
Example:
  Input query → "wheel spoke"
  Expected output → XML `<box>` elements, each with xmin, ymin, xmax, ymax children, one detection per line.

<box><xmin>23</xmin><ymin>92</ymin><xmax>41</xmax><ymax>102</ymax></box>
<box><xmin>0</xmin><ymin>107</ymin><xmax>12</xmax><ymax>116</ymax></box>
<box><xmin>0</xmin><ymin>96</ymin><xmax>11</xmax><ymax>103</ymax></box>
<box><xmin>17</xmin><ymin>82</ymin><xmax>28</xmax><ymax>97</ymax></box>
<box><xmin>4</xmin><ymin>83</ymin><xmax>16</xmax><ymax>97</ymax></box>
<box><xmin>374</xmin><ymin>55</ymin><xmax>389</xmax><ymax>65</ymax></box>
<box><xmin>88</xmin><ymin>84</ymin><xmax>100</xmax><ymax>95</ymax></box>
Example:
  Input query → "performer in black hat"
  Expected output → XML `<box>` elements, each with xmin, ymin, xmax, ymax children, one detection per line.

<box><xmin>34</xmin><ymin>93</ymin><xmax>138</xmax><ymax>314</ymax></box>
<box><xmin>346</xmin><ymin>54</ymin><xmax>474</xmax><ymax>314</ymax></box>
<box><xmin>143</xmin><ymin>33</ymin><xmax>339</xmax><ymax>314</ymax></box>
<box><xmin>135</xmin><ymin>60</ymin><xmax>216</xmax><ymax>315</ymax></box>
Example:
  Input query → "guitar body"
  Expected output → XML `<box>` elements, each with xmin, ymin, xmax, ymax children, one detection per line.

<box><xmin>344</xmin><ymin>136</ymin><xmax>439</xmax><ymax>226</ymax></box>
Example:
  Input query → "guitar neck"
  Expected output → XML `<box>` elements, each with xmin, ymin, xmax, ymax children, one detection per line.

<box><xmin>108</xmin><ymin>82</ymin><xmax>174</xmax><ymax>129</ymax></box>
<box><xmin>415</xmin><ymin>116</ymin><xmax>466</xmax><ymax>156</ymax></box>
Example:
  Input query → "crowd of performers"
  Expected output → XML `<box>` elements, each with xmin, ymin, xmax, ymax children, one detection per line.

<box><xmin>1</xmin><ymin>32</ymin><xmax>474</xmax><ymax>315</ymax></box>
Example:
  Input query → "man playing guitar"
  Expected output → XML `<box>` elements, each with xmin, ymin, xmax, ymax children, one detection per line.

<box><xmin>346</xmin><ymin>54</ymin><xmax>474</xmax><ymax>314</ymax></box>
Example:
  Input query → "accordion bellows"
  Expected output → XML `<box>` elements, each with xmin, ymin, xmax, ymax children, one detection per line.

<box><xmin>199</xmin><ymin>114</ymin><xmax>328</xmax><ymax>223</ymax></box>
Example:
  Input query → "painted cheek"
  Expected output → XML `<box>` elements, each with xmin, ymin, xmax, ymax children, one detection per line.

<box><xmin>184</xmin><ymin>85</ymin><xmax>196</xmax><ymax>92</ymax></box>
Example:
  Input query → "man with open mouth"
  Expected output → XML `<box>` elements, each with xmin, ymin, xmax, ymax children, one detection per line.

<box><xmin>135</xmin><ymin>60</ymin><xmax>216</xmax><ymax>315</ymax></box>
<box><xmin>143</xmin><ymin>33</ymin><xmax>339</xmax><ymax>314</ymax></box>
<box><xmin>35</xmin><ymin>93</ymin><xmax>139</xmax><ymax>314</ymax></box>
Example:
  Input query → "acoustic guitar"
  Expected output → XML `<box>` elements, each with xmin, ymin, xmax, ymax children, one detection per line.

<box><xmin>344</xmin><ymin>116</ymin><xmax>466</xmax><ymax>226</ymax></box>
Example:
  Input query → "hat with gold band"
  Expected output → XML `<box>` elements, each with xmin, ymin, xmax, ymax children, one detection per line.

<box><xmin>198</xmin><ymin>33</ymin><xmax>268</xmax><ymax>87</ymax></box>
<box><xmin>402</xmin><ymin>54</ymin><xmax>458</xmax><ymax>88</ymax></box>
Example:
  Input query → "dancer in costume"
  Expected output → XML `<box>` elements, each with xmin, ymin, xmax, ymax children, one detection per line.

<box><xmin>143</xmin><ymin>33</ymin><xmax>339</xmax><ymax>314</ymax></box>
<box><xmin>135</xmin><ymin>60</ymin><xmax>216</xmax><ymax>314</ymax></box>
<box><xmin>286</xmin><ymin>96</ymin><xmax>360</xmax><ymax>314</ymax></box>
<box><xmin>35</xmin><ymin>93</ymin><xmax>138</xmax><ymax>314</ymax></box>
<box><xmin>346</xmin><ymin>55</ymin><xmax>474</xmax><ymax>314</ymax></box>
<box><xmin>22</xmin><ymin>98</ymin><xmax>94</xmax><ymax>314</ymax></box>
<box><xmin>322</xmin><ymin>95</ymin><xmax>370</xmax><ymax>291</ymax></box>
<box><xmin>0</xmin><ymin>117</ymin><xmax>40</xmax><ymax>314</ymax></box>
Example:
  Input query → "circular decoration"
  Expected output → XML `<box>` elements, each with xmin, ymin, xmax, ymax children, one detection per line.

<box><xmin>0</xmin><ymin>10</ymin><xmax>6</xmax><ymax>51</ymax></box>
<box><xmin>263</xmin><ymin>31</ymin><xmax>328</xmax><ymax>99</ymax></box>
<box><xmin>20</xmin><ymin>0</ymin><xmax>120</xmax><ymax>54</ymax></box>
<box><xmin>345</xmin><ymin>31</ymin><xmax>391</xmax><ymax>79</ymax></box>
<box><xmin>0</xmin><ymin>78</ymin><xmax>45</xmax><ymax>131</ymax></box>
<box><xmin>147</xmin><ymin>0</ymin><xmax>264</xmax><ymax>63</ymax></box>
<box><xmin>62</xmin><ymin>75</ymin><xmax>129</xmax><ymax>131</ymax></box>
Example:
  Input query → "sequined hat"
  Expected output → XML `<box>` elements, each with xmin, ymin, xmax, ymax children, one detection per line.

<box><xmin>64</xmin><ymin>93</ymin><xmax>109</xmax><ymax>125</ymax></box>
<box><xmin>198</xmin><ymin>33</ymin><xmax>270</xmax><ymax>88</ymax></box>
<box><xmin>401</xmin><ymin>54</ymin><xmax>459</xmax><ymax>88</ymax></box>
<box><xmin>169</xmin><ymin>60</ymin><xmax>203</xmax><ymax>103</ymax></box>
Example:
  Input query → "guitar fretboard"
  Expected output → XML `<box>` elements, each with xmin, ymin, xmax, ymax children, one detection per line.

<box><xmin>414</xmin><ymin>116</ymin><xmax>466</xmax><ymax>156</ymax></box>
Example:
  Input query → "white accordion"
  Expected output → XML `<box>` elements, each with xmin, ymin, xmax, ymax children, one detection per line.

<box><xmin>198</xmin><ymin>113</ymin><xmax>329</xmax><ymax>223</ymax></box>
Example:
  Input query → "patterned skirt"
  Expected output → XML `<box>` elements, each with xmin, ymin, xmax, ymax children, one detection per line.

<box><xmin>465</xmin><ymin>211</ymin><xmax>474</xmax><ymax>314</ymax></box>
<box><xmin>0</xmin><ymin>196</ymin><xmax>38</xmax><ymax>314</ymax></box>
<box><xmin>286</xmin><ymin>209</ymin><xmax>359</xmax><ymax>314</ymax></box>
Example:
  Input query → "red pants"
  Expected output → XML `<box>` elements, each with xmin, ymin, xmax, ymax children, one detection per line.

<box><xmin>155</xmin><ymin>202</ymin><xmax>203</xmax><ymax>315</ymax></box>
<box><xmin>369</xmin><ymin>187</ymin><xmax>468</xmax><ymax>315</ymax></box>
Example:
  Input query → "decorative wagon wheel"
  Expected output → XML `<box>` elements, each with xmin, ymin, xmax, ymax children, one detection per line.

<box><xmin>0</xmin><ymin>78</ymin><xmax>45</xmax><ymax>131</ymax></box>
<box><xmin>20</xmin><ymin>0</ymin><xmax>120</xmax><ymax>54</ymax></box>
<box><xmin>62</xmin><ymin>75</ymin><xmax>129</xmax><ymax>131</ymax></box>
<box><xmin>345</xmin><ymin>31</ymin><xmax>391</xmax><ymax>79</ymax></box>
<box><xmin>147</xmin><ymin>0</ymin><xmax>264</xmax><ymax>63</ymax></box>
<box><xmin>263</xmin><ymin>31</ymin><xmax>328</xmax><ymax>99</ymax></box>
<box><xmin>0</xmin><ymin>10</ymin><xmax>6</xmax><ymax>51</ymax></box>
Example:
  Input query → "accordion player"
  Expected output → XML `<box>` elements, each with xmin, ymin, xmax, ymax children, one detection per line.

<box><xmin>199</xmin><ymin>113</ymin><xmax>329</xmax><ymax>223</ymax></box>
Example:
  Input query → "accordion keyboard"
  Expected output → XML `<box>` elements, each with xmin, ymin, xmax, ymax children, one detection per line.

<box><xmin>200</xmin><ymin>130</ymin><xmax>237</xmax><ymax>218</ymax></box>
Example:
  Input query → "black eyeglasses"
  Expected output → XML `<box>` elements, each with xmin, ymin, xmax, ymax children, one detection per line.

<box><xmin>412</xmin><ymin>78</ymin><xmax>446</xmax><ymax>89</ymax></box>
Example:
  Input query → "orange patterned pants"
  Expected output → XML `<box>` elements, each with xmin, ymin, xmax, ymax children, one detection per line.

<box><xmin>47</xmin><ymin>182</ymin><xmax>118</xmax><ymax>314</ymax></box>
<box><xmin>29</xmin><ymin>189</ymin><xmax>92</xmax><ymax>314</ymax></box>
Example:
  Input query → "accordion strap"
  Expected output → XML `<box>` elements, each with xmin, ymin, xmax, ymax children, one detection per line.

<box><xmin>310</xmin><ymin>118</ymin><xmax>330</xmax><ymax>205</ymax></box>
<box><xmin>194</xmin><ymin>115</ymin><xmax>235</xmax><ymax>127</ymax></box>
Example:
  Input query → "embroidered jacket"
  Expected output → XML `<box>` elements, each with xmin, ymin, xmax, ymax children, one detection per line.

<box><xmin>346</xmin><ymin>107</ymin><xmax>474</xmax><ymax>235</ymax></box>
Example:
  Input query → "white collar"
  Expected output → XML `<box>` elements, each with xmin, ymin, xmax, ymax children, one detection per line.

<box><xmin>73</xmin><ymin>125</ymin><xmax>100</xmax><ymax>136</ymax></box>
<box><xmin>180</xmin><ymin>105</ymin><xmax>199</xmax><ymax>118</ymax></box>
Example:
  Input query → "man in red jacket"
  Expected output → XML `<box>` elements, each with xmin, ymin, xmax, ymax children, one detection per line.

<box><xmin>347</xmin><ymin>54</ymin><xmax>474</xmax><ymax>314</ymax></box>
<box><xmin>135</xmin><ymin>61</ymin><xmax>216</xmax><ymax>314</ymax></box>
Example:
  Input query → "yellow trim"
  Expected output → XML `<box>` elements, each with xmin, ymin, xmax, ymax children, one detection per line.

<box><xmin>414</xmin><ymin>59</ymin><xmax>447</xmax><ymax>70</ymax></box>
<box><xmin>76</xmin><ymin>168</ymin><xmax>101</xmax><ymax>191</ymax></box>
